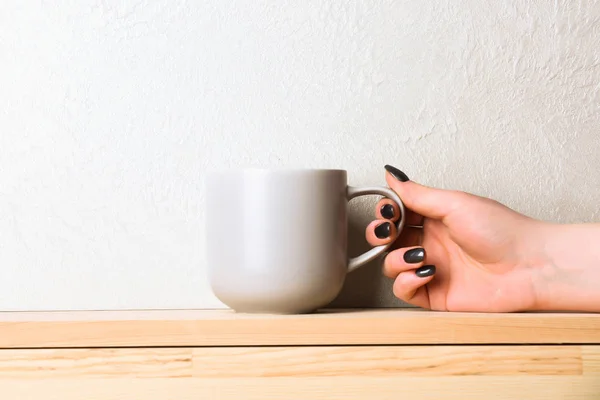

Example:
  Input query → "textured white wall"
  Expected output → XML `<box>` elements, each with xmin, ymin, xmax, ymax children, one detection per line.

<box><xmin>0</xmin><ymin>1</ymin><xmax>599</xmax><ymax>311</ymax></box>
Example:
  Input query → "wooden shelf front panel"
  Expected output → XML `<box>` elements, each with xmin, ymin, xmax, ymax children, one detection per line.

<box><xmin>0</xmin><ymin>345</ymin><xmax>599</xmax><ymax>400</ymax></box>
<box><xmin>1</xmin><ymin>309</ymin><xmax>600</xmax><ymax>347</ymax></box>
<box><xmin>0</xmin><ymin>345</ymin><xmax>598</xmax><ymax>378</ymax></box>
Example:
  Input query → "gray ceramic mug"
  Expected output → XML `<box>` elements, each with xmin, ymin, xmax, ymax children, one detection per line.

<box><xmin>206</xmin><ymin>169</ymin><xmax>405</xmax><ymax>314</ymax></box>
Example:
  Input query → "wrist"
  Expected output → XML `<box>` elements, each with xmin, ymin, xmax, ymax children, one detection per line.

<box><xmin>526</xmin><ymin>222</ymin><xmax>600</xmax><ymax>312</ymax></box>
<box><xmin>523</xmin><ymin>221</ymin><xmax>560</xmax><ymax>311</ymax></box>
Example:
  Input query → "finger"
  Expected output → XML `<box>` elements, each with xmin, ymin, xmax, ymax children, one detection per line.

<box><xmin>392</xmin><ymin>267</ymin><xmax>435</xmax><ymax>309</ymax></box>
<box><xmin>365</xmin><ymin>220</ymin><xmax>397</xmax><ymax>246</ymax></box>
<box><xmin>384</xmin><ymin>165</ymin><xmax>465</xmax><ymax>220</ymax></box>
<box><xmin>375</xmin><ymin>198</ymin><xmax>401</xmax><ymax>222</ymax></box>
<box><xmin>375</xmin><ymin>198</ymin><xmax>423</xmax><ymax>226</ymax></box>
<box><xmin>382</xmin><ymin>246</ymin><xmax>426</xmax><ymax>278</ymax></box>
<box><xmin>366</xmin><ymin>223</ymin><xmax>421</xmax><ymax>249</ymax></box>
<box><xmin>405</xmin><ymin>210</ymin><xmax>425</xmax><ymax>227</ymax></box>
<box><xmin>389</xmin><ymin>226</ymin><xmax>423</xmax><ymax>250</ymax></box>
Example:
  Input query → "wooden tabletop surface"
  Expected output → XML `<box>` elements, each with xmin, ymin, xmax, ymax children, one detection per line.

<box><xmin>0</xmin><ymin>308</ymin><xmax>599</xmax><ymax>348</ymax></box>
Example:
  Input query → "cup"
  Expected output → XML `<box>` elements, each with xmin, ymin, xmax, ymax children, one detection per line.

<box><xmin>205</xmin><ymin>169</ymin><xmax>405</xmax><ymax>314</ymax></box>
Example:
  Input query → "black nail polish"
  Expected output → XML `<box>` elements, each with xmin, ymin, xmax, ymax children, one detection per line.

<box><xmin>384</xmin><ymin>165</ymin><xmax>409</xmax><ymax>182</ymax></box>
<box><xmin>404</xmin><ymin>248</ymin><xmax>425</xmax><ymax>264</ymax></box>
<box><xmin>374</xmin><ymin>222</ymin><xmax>392</xmax><ymax>239</ymax></box>
<box><xmin>380</xmin><ymin>204</ymin><xmax>395</xmax><ymax>219</ymax></box>
<box><xmin>415</xmin><ymin>265</ymin><xmax>436</xmax><ymax>278</ymax></box>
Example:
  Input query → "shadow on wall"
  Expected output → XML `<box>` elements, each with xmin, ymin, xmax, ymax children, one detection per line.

<box><xmin>327</xmin><ymin>209</ymin><xmax>413</xmax><ymax>308</ymax></box>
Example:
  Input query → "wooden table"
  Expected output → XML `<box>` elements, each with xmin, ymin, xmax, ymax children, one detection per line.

<box><xmin>1</xmin><ymin>308</ymin><xmax>599</xmax><ymax>399</ymax></box>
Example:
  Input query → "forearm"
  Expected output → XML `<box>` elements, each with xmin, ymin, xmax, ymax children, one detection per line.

<box><xmin>529</xmin><ymin>222</ymin><xmax>600</xmax><ymax>312</ymax></box>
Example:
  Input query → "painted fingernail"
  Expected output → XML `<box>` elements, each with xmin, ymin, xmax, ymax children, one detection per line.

<box><xmin>384</xmin><ymin>165</ymin><xmax>409</xmax><ymax>182</ymax></box>
<box><xmin>404</xmin><ymin>248</ymin><xmax>425</xmax><ymax>264</ymax></box>
<box><xmin>374</xmin><ymin>222</ymin><xmax>392</xmax><ymax>239</ymax></box>
<box><xmin>380</xmin><ymin>204</ymin><xmax>395</xmax><ymax>219</ymax></box>
<box><xmin>415</xmin><ymin>265</ymin><xmax>436</xmax><ymax>278</ymax></box>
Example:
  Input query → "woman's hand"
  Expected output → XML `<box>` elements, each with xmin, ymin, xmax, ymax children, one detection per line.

<box><xmin>366</xmin><ymin>165</ymin><xmax>545</xmax><ymax>312</ymax></box>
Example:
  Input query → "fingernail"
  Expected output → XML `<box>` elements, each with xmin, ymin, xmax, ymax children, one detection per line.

<box><xmin>374</xmin><ymin>222</ymin><xmax>392</xmax><ymax>239</ymax></box>
<box><xmin>380</xmin><ymin>204</ymin><xmax>395</xmax><ymax>219</ymax></box>
<box><xmin>404</xmin><ymin>248</ymin><xmax>425</xmax><ymax>264</ymax></box>
<box><xmin>415</xmin><ymin>265</ymin><xmax>436</xmax><ymax>278</ymax></box>
<box><xmin>384</xmin><ymin>165</ymin><xmax>409</xmax><ymax>182</ymax></box>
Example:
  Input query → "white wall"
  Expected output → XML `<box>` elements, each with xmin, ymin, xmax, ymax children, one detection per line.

<box><xmin>1</xmin><ymin>1</ymin><xmax>599</xmax><ymax>311</ymax></box>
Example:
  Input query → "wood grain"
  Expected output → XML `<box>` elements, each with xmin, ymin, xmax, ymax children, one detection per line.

<box><xmin>1</xmin><ymin>345</ymin><xmax>598</xmax><ymax>399</ymax></box>
<box><xmin>3</xmin><ymin>376</ymin><xmax>600</xmax><ymax>400</ymax></box>
<box><xmin>0</xmin><ymin>348</ymin><xmax>191</xmax><ymax>378</ymax></box>
<box><xmin>191</xmin><ymin>345</ymin><xmax>586</xmax><ymax>377</ymax></box>
<box><xmin>583</xmin><ymin>346</ymin><xmax>600</xmax><ymax>375</ymax></box>
<box><xmin>0</xmin><ymin>346</ymin><xmax>597</xmax><ymax>378</ymax></box>
<box><xmin>1</xmin><ymin>309</ymin><xmax>599</xmax><ymax>347</ymax></box>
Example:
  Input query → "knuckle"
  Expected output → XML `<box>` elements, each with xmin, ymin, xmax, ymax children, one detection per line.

<box><xmin>382</xmin><ymin>256</ymin><xmax>395</xmax><ymax>277</ymax></box>
<box><xmin>382</xmin><ymin>252</ymin><xmax>401</xmax><ymax>277</ymax></box>
<box><xmin>392</xmin><ymin>282</ymin><xmax>405</xmax><ymax>300</ymax></box>
<box><xmin>384</xmin><ymin>249</ymin><xmax>401</xmax><ymax>265</ymax></box>
<box><xmin>393</xmin><ymin>273</ymin><xmax>419</xmax><ymax>302</ymax></box>
<box><xmin>392</xmin><ymin>279</ymin><xmax>413</xmax><ymax>302</ymax></box>
<box><xmin>447</xmin><ymin>190</ymin><xmax>470</xmax><ymax>212</ymax></box>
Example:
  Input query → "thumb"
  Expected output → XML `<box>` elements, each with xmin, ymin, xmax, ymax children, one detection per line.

<box><xmin>384</xmin><ymin>165</ymin><xmax>463</xmax><ymax>221</ymax></box>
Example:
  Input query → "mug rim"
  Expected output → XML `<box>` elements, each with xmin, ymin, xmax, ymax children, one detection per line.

<box><xmin>207</xmin><ymin>168</ymin><xmax>348</xmax><ymax>175</ymax></box>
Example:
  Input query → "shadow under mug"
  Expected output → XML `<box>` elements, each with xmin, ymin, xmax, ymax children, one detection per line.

<box><xmin>206</xmin><ymin>169</ymin><xmax>406</xmax><ymax>314</ymax></box>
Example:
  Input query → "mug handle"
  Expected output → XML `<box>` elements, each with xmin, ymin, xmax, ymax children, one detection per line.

<box><xmin>346</xmin><ymin>185</ymin><xmax>406</xmax><ymax>272</ymax></box>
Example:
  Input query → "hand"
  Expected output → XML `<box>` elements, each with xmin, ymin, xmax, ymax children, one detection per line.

<box><xmin>365</xmin><ymin>165</ymin><xmax>543</xmax><ymax>312</ymax></box>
